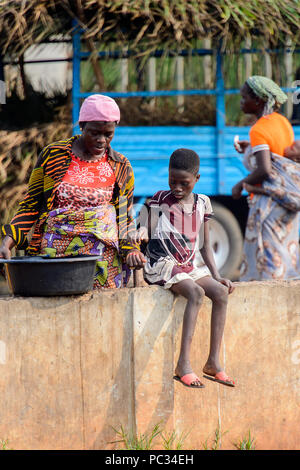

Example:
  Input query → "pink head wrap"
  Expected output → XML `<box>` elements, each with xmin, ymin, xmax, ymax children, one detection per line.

<box><xmin>78</xmin><ymin>94</ymin><xmax>120</xmax><ymax>124</ymax></box>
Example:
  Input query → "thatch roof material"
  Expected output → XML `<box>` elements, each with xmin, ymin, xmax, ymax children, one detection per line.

<box><xmin>0</xmin><ymin>0</ymin><xmax>299</xmax><ymax>57</ymax></box>
<box><xmin>0</xmin><ymin>104</ymin><xmax>71</xmax><ymax>222</ymax></box>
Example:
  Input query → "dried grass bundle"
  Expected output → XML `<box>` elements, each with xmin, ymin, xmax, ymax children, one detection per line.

<box><xmin>0</xmin><ymin>105</ymin><xmax>71</xmax><ymax>223</ymax></box>
<box><xmin>0</xmin><ymin>0</ymin><xmax>299</xmax><ymax>57</ymax></box>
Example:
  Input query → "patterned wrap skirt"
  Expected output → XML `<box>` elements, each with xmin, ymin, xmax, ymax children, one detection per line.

<box><xmin>240</xmin><ymin>154</ymin><xmax>300</xmax><ymax>281</ymax></box>
<box><xmin>40</xmin><ymin>205</ymin><xmax>130</xmax><ymax>289</ymax></box>
<box><xmin>240</xmin><ymin>194</ymin><xmax>300</xmax><ymax>281</ymax></box>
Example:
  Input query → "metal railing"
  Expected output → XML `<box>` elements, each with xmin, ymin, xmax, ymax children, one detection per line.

<box><xmin>72</xmin><ymin>27</ymin><xmax>300</xmax><ymax>194</ymax></box>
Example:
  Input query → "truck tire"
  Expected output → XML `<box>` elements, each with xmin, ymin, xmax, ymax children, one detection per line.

<box><xmin>209</xmin><ymin>202</ymin><xmax>244</xmax><ymax>280</ymax></box>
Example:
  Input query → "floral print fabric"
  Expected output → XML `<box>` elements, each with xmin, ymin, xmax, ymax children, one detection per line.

<box><xmin>40</xmin><ymin>206</ymin><xmax>130</xmax><ymax>289</ymax></box>
<box><xmin>40</xmin><ymin>153</ymin><xmax>130</xmax><ymax>289</ymax></box>
<box><xmin>62</xmin><ymin>153</ymin><xmax>116</xmax><ymax>188</ymax></box>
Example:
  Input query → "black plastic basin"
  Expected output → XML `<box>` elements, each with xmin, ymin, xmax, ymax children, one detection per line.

<box><xmin>0</xmin><ymin>255</ymin><xmax>100</xmax><ymax>296</ymax></box>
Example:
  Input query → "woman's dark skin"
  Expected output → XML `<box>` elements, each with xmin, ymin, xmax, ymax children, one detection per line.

<box><xmin>232</xmin><ymin>83</ymin><xmax>272</xmax><ymax>199</ymax></box>
<box><xmin>0</xmin><ymin>121</ymin><xmax>146</xmax><ymax>268</ymax></box>
<box><xmin>73</xmin><ymin>121</ymin><xmax>115</xmax><ymax>161</ymax></box>
<box><xmin>132</xmin><ymin>168</ymin><xmax>235</xmax><ymax>386</ymax></box>
<box><xmin>284</xmin><ymin>140</ymin><xmax>300</xmax><ymax>163</ymax></box>
<box><xmin>0</xmin><ymin>235</ymin><xmax>15</xmax><ymax>259</ymax></box>
<box><xmin>73</xmin><ymin>121</ymin><xmax>145</xmax><ymax>268</ymax></box>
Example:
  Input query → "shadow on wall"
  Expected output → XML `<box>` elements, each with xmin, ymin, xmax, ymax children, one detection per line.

<box><xmin>94</xmin><ymin>287</ymin><xmax>179</xmax><ymax>449</ymax></box>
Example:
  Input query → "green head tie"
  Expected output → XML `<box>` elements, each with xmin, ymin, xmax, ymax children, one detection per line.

<box><xmin>246</xmin><ymin>75</ymin><xmax>288</xmax><ymax>115</ymax></box>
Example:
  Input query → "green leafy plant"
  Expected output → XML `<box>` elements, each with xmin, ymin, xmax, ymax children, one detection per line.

<box><xmin>112</xmin><ymin>423</ymin><xmax>190</xmax><ymax>450</ymax></box>
<box><xmin>0</xmin><ymin>439</ymin><xmax>11</xmax><ymax>450</ymax></box>
<box><xmin>202</xmin><ymin>426</ymin><xmax>228</xmax><ymax>450</ymax></box>
<box><xmin>112</xmin><ymin>423</ymin><xmax>162</xmax><ymax>450</ymax></box>
<box><xmin>233</xmin><ymin>430</ymin><xmax>256</xmax><ymax>450</ymax></box>
<box><xmin>161</xmin><ymin>429</ymin><xmax>190</xmax><ymax>450</ymax></box>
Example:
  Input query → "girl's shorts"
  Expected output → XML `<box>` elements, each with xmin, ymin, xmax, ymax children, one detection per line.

<box><xmin>143</xmin><ymin>256</ymin><xmax>210</xmax><ymax>289</ymax></box>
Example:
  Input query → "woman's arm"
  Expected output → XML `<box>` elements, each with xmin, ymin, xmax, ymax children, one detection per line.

<box><xmin>232</xmin><ymin>149</ymin><xmax>272</xmax><ymax>199</ymax></box>
<box><xmin>0</xmin><ymin>148</ymin><xmax>47</xmax><ymax>252</ymax></box>
<box><xmin>0</xmin><ymin>235</ymin><xmax>16</xmax><ymax>259</ymax></box>
<box><xmin>115</xmin><ymin>162</ymin><xmax>146</xmax><ymax>268</ymax></box>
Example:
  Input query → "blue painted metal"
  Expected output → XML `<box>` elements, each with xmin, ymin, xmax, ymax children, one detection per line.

<box><xmin>112</xmin><ymin>126</ymin><xmax>249</xmax><ymax>197</ymax></box>
<box><xmin>71</xmin><ymin>23</ymin><xmax>81</xmax><ymax>133</ymax></box>
<box><xmin>71</xmin><ymin>28</ymin><xmax>300</xmax><ymax>202</ymax></box>
<box><xmin>78</xmin><ymin>89</ymin><xmax>217</xmax><ymax>98</ymax></box>
<box><xmin>111</xmin><ymin>125</ymin><xmax>300</xmax><ymax>198</ymax></box>
<box><xmin>216</xmin><ymin>49</ymin><xmax>226</xmax><ymax>193</ymax></box>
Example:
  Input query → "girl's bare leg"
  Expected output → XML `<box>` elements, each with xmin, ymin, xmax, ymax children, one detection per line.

<box><xmin>196</xmin><ymin>276</ymin><xmax>229</xmax><ymax>375</ymax></box>
<box><xmin>170</xmin><ymin>279</ymin><xmax>205</xmax><ymax>386</ymax></box>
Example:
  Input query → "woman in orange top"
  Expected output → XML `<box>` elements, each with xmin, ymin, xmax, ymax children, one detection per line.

<box><xmin>232</xmin><ymin>76</ymin><xmax>300</xmax><ymax>281</ymax></box>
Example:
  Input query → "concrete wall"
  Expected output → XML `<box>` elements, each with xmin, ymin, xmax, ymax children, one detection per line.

<box><xmin>0</xmin><ymin>281</ymin><xmax>299</xmax><ymax>450</ymax></box>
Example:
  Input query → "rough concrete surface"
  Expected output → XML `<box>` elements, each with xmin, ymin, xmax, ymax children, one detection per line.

<box><xmin>0</xmin><ymin>281</ymin><xmax>299</xmax><ymax>450</ymax></box>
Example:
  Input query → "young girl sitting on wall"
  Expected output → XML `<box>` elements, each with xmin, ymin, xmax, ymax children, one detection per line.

<box><xmin>130</xmin><ymin>148</ymin><xmax>236</xmax><ymax>389</ymax></box>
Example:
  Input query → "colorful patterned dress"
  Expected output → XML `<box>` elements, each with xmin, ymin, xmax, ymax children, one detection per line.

<box><xmin>1</xmin><ymin>136</ymin><xmax>139</xmax><ymax>289</ymax></box>
<box><xmin>240</xmin><ymin>112</ymin><xmax>300</xmax><ymax>281</ymax></box>
<box><xmin>40</xmin><ymin>152</ymin><xmax>126</xmax><ymax>289</ymax></box>
<box><xmin>143</xmin><ymin>190</ymin><xmax>213</xmax><ymax>288</ymax></box>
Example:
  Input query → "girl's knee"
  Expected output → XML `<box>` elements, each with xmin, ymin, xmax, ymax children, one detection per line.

<box><xmin>212</xmin><ymin>283</ymin><xmax>228</xmax><ymax>304</ymax></box>
<box><xmin>189</xmin><ymin>284</ymin><xmax>205</xmax><ymax>304</ymax></box>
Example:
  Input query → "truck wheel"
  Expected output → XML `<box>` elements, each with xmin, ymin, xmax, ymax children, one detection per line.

<box><xmin>209</xmin><ymin>202</ymin><xmax>244</xmax><ymax>280</ymax></box>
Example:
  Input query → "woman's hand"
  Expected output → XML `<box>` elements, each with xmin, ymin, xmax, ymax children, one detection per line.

<box><xmin>0</xmin><ymin>236</ymin><xmax>15</xmax><ymax>260</ymax></box>
<box><xmin>233</xmin><ymin>150</ymin><xmax>271</xmax><ymax>199</ymax></box>
<box><xmin>126</xmin><ymin>250</ymin><xmax>146</xmax><ymax>269</ymax></box>
<box><xmin>232</xmin><ymin>181</ymin><xmax>244</xmax><ymax>199</ymax></box>
<box><xmin>128</xmin><ymin>227</ymin><xmax>149</xmax><ymax>245</ymax></box>
<box><xmin>0</xmin><ymin>246</ymin><xmax>11</xmax><ymax>260</ymax></box>
<box><xmin>213</xmin><ymin>276</ymin><xmax>235</xmax><ymax>294</ymax></box>
<box><xmin>284</xmin><ymin>140</ymin><xmax>300</xmax><ymax>163</ymax></box>
<box><xmin>243</xmin><ymin>182</ymin><xmax>267</xmax><ymax>196</ymax></box>
<box><xmin>234</xmin><ymin>140</ymin><xmax>250</xmax><ymax>154</ymax></box>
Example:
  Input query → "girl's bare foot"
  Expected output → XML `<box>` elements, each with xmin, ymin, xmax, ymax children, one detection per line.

<box><xmin>202</xmin><ymin>362</ymin><xmax>222</xmax><ymax>377</ymax></box>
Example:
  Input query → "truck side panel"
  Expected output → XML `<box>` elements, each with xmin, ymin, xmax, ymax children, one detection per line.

<box><xmin>113</xmin><ymin>125</ymin><xmax>300</xmax><ymax>197</ymax></box>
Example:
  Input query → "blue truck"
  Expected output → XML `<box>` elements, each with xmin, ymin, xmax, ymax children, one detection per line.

<box><xmin>111</xmin><ymin>124</ymin><xmax>300</xmax><ymax>279</ymax></box>
<box><xmin>72</xmin><ymin>34</ymin><xmax>300</xmax><ymax>278</ymax></box>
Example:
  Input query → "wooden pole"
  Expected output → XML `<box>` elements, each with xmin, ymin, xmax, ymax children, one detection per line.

<box><xmin>176</xmin><ymin>56</ymin><xmax>184</xmax><ymax>113</ymax></box>
<box><xmin>76</xmin><ymin>0</ymin><xmax>105</xmax><ymax>91</ymax></box>
<box><xmin>203</xmin><ymin>38</ymin><xmax>212</xmax><ymax>88</ymax></box>
<box><xmin>120</xmin><ymin>50</ymin><xmax>128</xmax><ymax>103</ymax></box>
<box><xmin>244</xmin><ymin>36</ymin><xmax>252</xmax><ymax>80</ymax></box>
<box><xmin>147</xmin><ymin>57</ymin><xmax>156</xmax><ymax>109</ymax></box>
<box><xmin>263</xmin><ymin>40</ymin><xmax>272</xmax><ymax>78</ymax></box>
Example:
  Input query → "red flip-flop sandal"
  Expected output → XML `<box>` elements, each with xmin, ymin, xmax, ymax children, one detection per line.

<box><xmin>203</xmin><ymin>371</ymin><xmax>235</xmax><ymax>387</ymax></box>
<box><xmin>173</xmin><ymin>373</ymin><xmax>205</xmax><ymax>389</ymax></box>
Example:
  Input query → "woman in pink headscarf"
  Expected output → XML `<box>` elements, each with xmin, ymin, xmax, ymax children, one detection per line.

<box><xmin>0</xmin><ymin>94</ymin><xmax>145</xmax><ymax>289</ymax></box>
